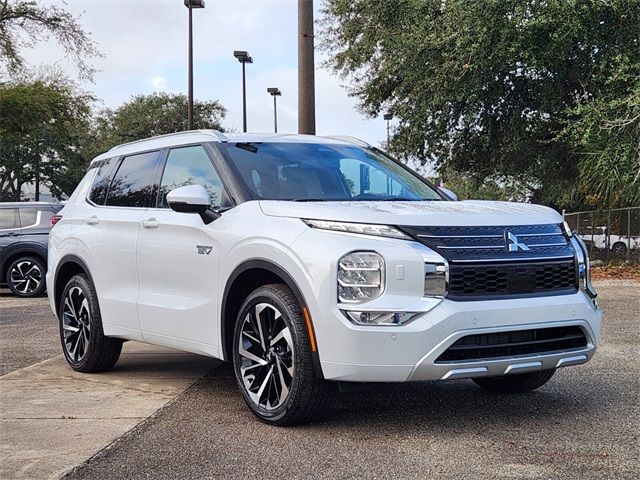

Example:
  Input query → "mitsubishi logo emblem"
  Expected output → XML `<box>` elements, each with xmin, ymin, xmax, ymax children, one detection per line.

<box><xmin>505</xmin><ymin>231</ymin><xmax>530</xmax><ymax>252</ymax></box>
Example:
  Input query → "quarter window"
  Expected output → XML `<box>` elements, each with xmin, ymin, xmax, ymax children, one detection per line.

<box><xmin>158</xmin><ymin>146</ymin><xmax>224</xmax><ymax>209</ymax></box>
<box><xmin>88</xmin><ymin>158</ymin><xmax>118</xmax><ymax>205</ymax></box>
<box><xmin>105</xmin><ymin>151</ymin><xmax>162</xmax><ymax>208</ymax></box>
<box><xmin>0</xmin><ymin>209</ymin><xmax>18</xmax><ymax>229</ymax></box>
<box><xmin>18</xmin><ymin>209</ymin><xmax>38</xmax><ymax>227</ymax></box>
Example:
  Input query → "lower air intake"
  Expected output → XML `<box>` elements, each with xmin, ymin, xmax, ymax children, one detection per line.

<box><xmin>436</xmin><ymin>326</ymin><xmax>588</xmax><ymax>363</ymax></box>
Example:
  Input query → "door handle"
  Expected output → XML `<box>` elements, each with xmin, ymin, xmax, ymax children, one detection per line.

<box><xmin>84</xmin><ymin>216</ymin><xmax>99</xmax><ymax>225</ymax></box>
<box><xmin>141</xmin><ymin>218</ymin><xmax>159</xmax><ymax>229</ymax></box>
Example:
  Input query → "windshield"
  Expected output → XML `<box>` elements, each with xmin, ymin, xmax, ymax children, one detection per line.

<box><xmin>219</xmin><ymin>142</ymin><xmax>442</xmax><ymax>201</ymax></box>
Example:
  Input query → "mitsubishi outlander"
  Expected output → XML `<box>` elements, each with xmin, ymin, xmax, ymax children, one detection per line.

<box><xmin>47</xmin><ymin>130</ymin><xmax>602</xmax><ymax>425</ymax></box>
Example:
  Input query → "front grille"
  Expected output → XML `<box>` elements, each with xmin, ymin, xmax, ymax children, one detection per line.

<box><xmin>399</xmin><ymin>223</ymin><xmax>579</xmax><ymax>299</ymax></box>
<box><xmin>400</xmin><ymin>223</ymin><xmax>575</xmax><ymax>263</ymax></box>
<box><xmin>448</xmin><ymin>260</ymin><xmax>577</xmax><ymax>298</ymax></box>
<box><xmin>436</xmin><ymin>326</ymin><xmax>588</xmax><ymax>363</ymax></box>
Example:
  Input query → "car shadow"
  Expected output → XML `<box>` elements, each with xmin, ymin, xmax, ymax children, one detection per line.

<box><xmin>196</xmin><ymin>363</ymin><xmax>614</xmax><ymax>432</ymax></box>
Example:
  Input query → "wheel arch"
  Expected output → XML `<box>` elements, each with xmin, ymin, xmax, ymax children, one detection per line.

<box><xmin>611</xmin><ymin>241</ymin><xmax>627</xmax><ymax>251</ymax></box>
<box><xmin>53</xmin><ymin>255</ymin><xmax>95</xmax><ymax>316</ymax></box>
<box><xmin>1</xmin><ymin>243</ymin><xmax>48</xmax><ymax>281</ymax></box>
<box><xmin>220</xmin><ymin>259</ymin><xmax>323</xmax><ymax>377</ymax></box>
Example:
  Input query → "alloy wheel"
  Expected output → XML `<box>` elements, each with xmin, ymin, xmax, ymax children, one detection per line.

<box><xmin>238</xmin><ymin>302</ymin><xmax>295</xmax><ymax>410</ymax></box>
<box><xmin>9</xmin><ymin>260</ymin><xmax>42</xmax><ymax>295</ymax></box>
<box><xmin>62</xmin><ymin>286</ymin><xmax>91</xmax><ymax>362</ymax></box>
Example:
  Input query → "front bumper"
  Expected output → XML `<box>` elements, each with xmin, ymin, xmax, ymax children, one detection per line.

<box><xmin>315</xmin><ymin>292</ymin><xmax>602</xmax><ymax>382</ymax></box>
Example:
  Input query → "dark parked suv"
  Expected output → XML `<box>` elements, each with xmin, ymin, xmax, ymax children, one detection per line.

<box><xmin>0</xmin><ymin>202</ymin><xmax>62</xmax><ymax>297</ymax></box>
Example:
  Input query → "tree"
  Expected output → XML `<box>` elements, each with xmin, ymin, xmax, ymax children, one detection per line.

<box><xmin>438</xmin><ymin>167</ymin><xmax>531</xmax><ymax>203</ymax></box>
<box><xmin>320</xmin><ymin>0</ymin><xmax>640</xmax><ymax>209</ymax></box>
<box><xmin>92</xmin><ymin>92</ymin><xmax>227</xmax><ymax>148</ymax></box>
<box><xmin>0</xmin><ymin>0</ymin><xmax>100</xmax><ymax>80</ymax></box>
<box><xmin>0</xmin><ymin>74</ymin><xmax>93</xmax><ymax>200</ymax></box>
<box><xmin>563</xmin><ymin>70</ymin><xmax>640</xmax><ymax>208</ymax></box>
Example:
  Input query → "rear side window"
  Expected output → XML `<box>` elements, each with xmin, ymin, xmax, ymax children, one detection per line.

<box><xmin>105</xmin><ymin>151</ymin><xmax>162</xmax><ymax>208</ymax></box>
<box><xmin>88</xmin><ymin>158</ymin><xmax>118</xmax><ymax>205</ymax></box>
<box><xmin>18</xmin><ymin>208</ymin><xmax>38</xmax><ymax>227</ymax></box>
<box><xmin>0</xmin><ymin>209</ymin><xmax>18</xmax><ymax>229</ymax></box>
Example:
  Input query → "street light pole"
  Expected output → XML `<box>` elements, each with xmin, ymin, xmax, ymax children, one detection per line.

<box><xmin>184</xmin><ymin>0</ymin><xmax>205</xmax><ymax>131</ymax></box>
<box><xmin>234</xmin><ymin>50</ymin><xmax>253</xmax><ymax>133</ymax></box>
<box><xmin>267</xmin><ymin>88</ymin><xmax>282</xmax><ymax>133</ymax></box>
<box><xmin>298</xmin><ymin>0</ymin><xmax>316</xmax><ymax>134</ymax></box>
<box><xmin>383</xmin><ymin>112</ymin><xmax>393</xmax><ymax>144</ymax></box>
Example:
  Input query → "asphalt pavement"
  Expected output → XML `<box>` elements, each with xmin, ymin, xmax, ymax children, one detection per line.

<box><xmin>0</xmin><ymin>290</ymin><xmax>59</xmax><ymax>375</ymax></box>
<box><xmin>1</xmin><ymin>281</ymin><xmax>638</xmax><ymax>479</ymax></box>
<box><xmin>66</xmin><ymin>280</ymin><xmax>639</xmax><ymax>480</ymax></box>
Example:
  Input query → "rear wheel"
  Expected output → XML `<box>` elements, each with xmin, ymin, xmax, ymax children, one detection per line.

<box><xmin>473</xmin><ymin>369</ymin><xmax>556</xmax><ymax>393</ymax></box>
<box><xmin>233</xmin><ymin>284</ymin><xmax>331</xmax><ymax>425</ymax></box>
<box><xmin>58</xmin><ymin>274</ymin><xmax>122</xmax><ymax>372</ymax></box>
<box><xmin>612</xmin><ymin>242</ymin><xmax>627</xmax><ymax>256</ymax></box>
<box><xmin>6</xmin><ymin>256</ymin><xmax>46</xmax><ymax>297</ymax></box>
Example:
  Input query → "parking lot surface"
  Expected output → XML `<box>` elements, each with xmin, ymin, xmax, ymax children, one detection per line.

<box><xmin>0</xmin><ymin>290</ymin><xmax>59</xmax><ymax>375</ymax></box>
<box><xmin>1</xmin><ymin>281</ymin><xmax>638</xmax><ymax>479</ymax></box>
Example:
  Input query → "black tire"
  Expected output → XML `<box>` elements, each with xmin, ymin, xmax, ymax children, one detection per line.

<box><xmin>232</xmin><ymin>283</ymin><xmax>331</xmax><ymax>425</ymax></box>
<box><xmin>58</xmin><ymin>274</ymin><xmax>122</xmax><ymax>373</ymax></box>
<box><xmin>612</xmin><ymin>242</ymin><xmax>627</xmax><ymax>255</ymax></box>
<box><xmin>6</xmin><ymin>256</ymin><xmax>46</xmax><ymax>297</ymax></box>
<box><xmin>473</xmin><ymin>369</ymin><xmax>556</xmax><ymax>393</ymax></box>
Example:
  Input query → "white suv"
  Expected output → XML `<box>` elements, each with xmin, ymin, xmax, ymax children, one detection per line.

<box><xmin>47</xmin><ymin>130</ymin><xmax>602</xmax><ymax>425</ymax></box>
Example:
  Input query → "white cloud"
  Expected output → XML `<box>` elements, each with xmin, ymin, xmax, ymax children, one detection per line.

<box><xmin>149</xmin><ymin>76</ymin><xmax>168</xmax><ymax>90</ymax></box>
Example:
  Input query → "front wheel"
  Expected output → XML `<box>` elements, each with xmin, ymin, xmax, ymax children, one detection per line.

<box><xmin>473</xmin><ymin>369</ymin><xmax>556</xmax><ymax>393</ymax></box>
<box><xmin>233</xmin><ymin>284</ymin><xmax>331</xmax><ymax>425</ymax></box>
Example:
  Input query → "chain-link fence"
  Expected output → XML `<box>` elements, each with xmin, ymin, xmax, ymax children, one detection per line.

<box><xmin>563</xmin><ymin>207</ymin><xmax>640</xmax><ymax>263</ymax></box>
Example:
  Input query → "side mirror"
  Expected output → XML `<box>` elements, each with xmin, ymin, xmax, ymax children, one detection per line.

<box><xmin>438</xmin><ymin>186</ymin><xmax>458</xmax><ymax>201</ymax></box>
<box><xmin>166</xmin><ymin>185</ymin><xmax>220</xmax><ymax>224</ymax></box>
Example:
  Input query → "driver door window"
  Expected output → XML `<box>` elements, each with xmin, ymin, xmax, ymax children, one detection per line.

<box><xmin>158</xmin><ymin>145</ymin><xmax>224</xmax><ymax>209</ymax></box>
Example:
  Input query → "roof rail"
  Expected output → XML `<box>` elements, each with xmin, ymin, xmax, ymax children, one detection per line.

<box><xmin>324</xmin><ymin>135</ymin><xmax>371</xmax><ymax>147</ymax></box>
<box><xmin>108</xmin><ymin>129</ymin><xmax>228</xmax><ymax>152</ymax></box>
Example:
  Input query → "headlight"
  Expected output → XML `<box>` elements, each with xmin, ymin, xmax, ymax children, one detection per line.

<box><xmin>338</xmin><ymin>251</ymin><xmax>384</xmax><ymax>303</ymax></box>
<box><xmin>424</xmin><ymin>262</ymin><xmax>447</xmax><ymax>297</ymax></box>
<box><xmin>341</xmin><ymin>310</ymin><xmax>421</xmax><ymax>326</ymax></box>
<box><xmin>303</xmin><ymin>219</ymin><xmax>410</xmax><ymax>240</ymax></box>
<box><xmin>571</xmin><ymin>235</ymin><xmax>597</xmax><ymax>304</ymax></box>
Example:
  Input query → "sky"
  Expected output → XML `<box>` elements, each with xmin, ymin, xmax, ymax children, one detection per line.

<box><xmin>20</xmin><ymin>0</ymin><xmax>389</xmax><ymax>147</ymax></box>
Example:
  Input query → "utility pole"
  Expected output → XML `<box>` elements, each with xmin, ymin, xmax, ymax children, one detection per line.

<box><xmin>298</xmin><ymin>0</ymin><xmax>316</xmax><ymax>134</ymax></box>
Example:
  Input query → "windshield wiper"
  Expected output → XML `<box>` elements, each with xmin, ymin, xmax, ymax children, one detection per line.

<box><xmin>291</xmin><ymin>198</ymin><xmax>334</xmax><ymax>202</ymax></box>
<box><xmin>362</xmin><ymin>197</ymin><xmax>437</xmax><ymax>202</ymax></box>
<box><xmin>290</xmin><ymin>197</ymin><xmax>438</xmax><ymax>202</ymax></box>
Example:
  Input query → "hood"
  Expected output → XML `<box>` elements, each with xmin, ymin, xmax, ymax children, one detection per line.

<box><xmin>259</xmin><ymin>200</ymin><xmax>563</xmax><ymax>227</ymax></box>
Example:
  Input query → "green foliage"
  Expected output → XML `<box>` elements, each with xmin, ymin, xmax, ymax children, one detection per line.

<box><xmin>438</xmin><ymin>168</ymin><xmax>531</xmax><ymax>203</ymax></box>
<box><xmin>563</xmin><ymin>69</ymin><xmax>640</xmax><ymax>208</ymax></box>
<box><xmin>92</xmin><ymin>92</ymin><xmax>227</xmax><ymax>149</ymax></box>
<box><xmin>321</xmin><ymin>0</ymin><xmax>640</xmax><ymax>208</ymax></box>
<box><xmin>0</xmin><ymin>0</ymin><xmax>101</xmax><ymax>80</ymax></box>
<box><xmin>0</xmin><ymin>74</ymin><xmax>93</xmax><ymax>200</ymax></box>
